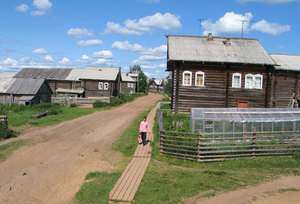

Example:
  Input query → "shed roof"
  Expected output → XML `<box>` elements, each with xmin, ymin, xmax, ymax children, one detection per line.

<box><xmin>14</xmin><ymin>68</ymin><xmax>72</xmax><ymax>80</ymax></box>
<box><xmin>0</xmin><ymin>72</ymin><xmax>17</xmax><ymax>80</ymax></box>
<box><xmin>6</xmin><ymin>78</ymin><xmax>46</xmax><ymax>95</ymax></box>
<box><xmin>0</xmin><ymin>72</ymin><xmax>18</xmax><ymax>93</ymax></box>
<box><xmin>269</xmin><ymin>54</ymin><xmax>300</xmax><ymax>71</ymax></box>
<box><xmin>166</xmin><ymin>35</ymin><xmax>275</xmax><ymax>69</ymax></box>
<box><xmin>121</xmin><ymin>73</ymin><xmax>135</xmax><ymax>82</ymax></box>
<box><xmin>79</xmin><ymin>67</ymin><xmax>120</xmax><ymax>81</ymax></box>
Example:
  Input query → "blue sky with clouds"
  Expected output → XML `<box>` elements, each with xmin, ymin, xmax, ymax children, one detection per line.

<box><xmin>0</xmin><ymin>0</ymin><xmax>299</xmax><ymax>79</ymax></box>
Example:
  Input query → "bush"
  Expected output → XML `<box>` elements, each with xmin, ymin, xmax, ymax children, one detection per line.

<box><xmin>110</xmin><ymin>98</ymin><xmax>123</xmax><ymax>106</ymax></box>
<box><xmin>31</xmin><ymin>103</ymin><xmax>62</xmax><ymax>115</ymax></box>
<box><xmin>293</xmin><ymin>151</ymin><xmax>300</xmax><ymax>161</ymax></box>
<box><xmin>0</xmin><ymin>126</ymin><xmax>16</xmax><ymax>140</ymax></box>
<box><xmin>70</xmin><ymin>103</ymin><xmax>78</xmax><ymax>108</ymax></box>
<box><xmin>93</xmin><ymin>101</ymin><xmax>109</xmax><ymax>108</ymax></box>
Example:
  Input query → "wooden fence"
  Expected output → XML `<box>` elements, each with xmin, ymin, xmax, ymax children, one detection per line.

<box><xmin>52</xmin><ymin>97</ymin><xmax>110</xmax><ymax>105</ymax></box>
<box><xmin>157</xmin><ymin>106</ymin><xmax>300</xmax><ymax>162</ymax></box>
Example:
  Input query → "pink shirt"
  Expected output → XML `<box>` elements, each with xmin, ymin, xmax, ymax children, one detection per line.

<box><xmin>139</xmin><ymin>121</ymin><xmax>150</xmax><ymax>133</ymax></box>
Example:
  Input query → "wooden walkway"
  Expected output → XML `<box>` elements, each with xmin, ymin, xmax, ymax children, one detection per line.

<box><xmin>109</xmin><ymin>103</ymin><xmax>158</xmax><ymax>202</ymax></box>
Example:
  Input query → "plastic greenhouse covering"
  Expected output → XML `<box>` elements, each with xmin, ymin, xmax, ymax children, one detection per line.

<box><xmin>190</xmin><ymin>108</ymin><xmax>300</xmax><ymax>133</ymax></box>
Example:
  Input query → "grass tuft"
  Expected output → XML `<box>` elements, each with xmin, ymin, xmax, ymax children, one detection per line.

<box><xmin>0</xmin><ymin>139</ymin><xmax>32</xmax><ymax>161</ymax></box>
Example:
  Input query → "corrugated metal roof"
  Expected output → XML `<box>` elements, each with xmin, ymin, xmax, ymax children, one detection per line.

<box><xmin>6</xmin><ymin>78</ymin><xmax>46</xmax><ymax>95</ymax></box>
<box><xmin>79</xmin><ymin>67</ymin><xmax>120</xmax><ymax>81</ymax></box>
<box><xmin>14</xmin><ymin>68</ymin><xmax>72</xmax><ymax>80</ymax></box>
<box><xmin>121</xmin><ymin>73</ymin><xmax>135</xmax><ymax>82</ymax></box>
<box><xmin>167</xmin><ymin>35</ymin><xmax>275</xmax><ymax>66</ymax></box>
<box><xmin>270</xmin><ymin>54</ymin><xmax>300</xmax><ymax>71</ymax></box>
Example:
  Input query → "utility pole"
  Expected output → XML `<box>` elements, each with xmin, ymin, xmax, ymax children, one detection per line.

<box><xmin>240</xmin><ymin>19</ymin><xmax>249</xmax><ymax>38</ymax></box>
<box><xmin>197</xmin><ymin>18</ymin><xmax>205</xmax><ymax>35</ymax></box>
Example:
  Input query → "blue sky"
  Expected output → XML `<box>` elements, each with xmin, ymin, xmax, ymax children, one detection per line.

<box><xmin>0</xmin><ymin>0</ymin><xmax>299</xmax><ymax>79</ymax></box>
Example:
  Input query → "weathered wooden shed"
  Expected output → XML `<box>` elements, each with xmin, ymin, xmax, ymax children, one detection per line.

<box><xmin>120</xmin><ymin>73</ymin><xmax>136</xmax><ymax>94</ymax></box>
<box><xmin>166</xmin><ymin>34</ymin><xmax>276</xmax><ymax>113</ymax></box>
<box><xmin>148</xmin><ymin>79</ymin><xmax>164</xmax><ymax>93</ymax></box>
<box><xmin>128</xmin><ymin>73</ymin><xmax>139</xmax><ymax>92</ymax></box>
<box><xmin>270</xmin><ymin>54</ymin><xmax>300</xmax><ymax>108</ymax></box>
<box><xmin>0</xmin><ymin>78</ymin><xmax>52</xmax><ymax>105</ymax></box>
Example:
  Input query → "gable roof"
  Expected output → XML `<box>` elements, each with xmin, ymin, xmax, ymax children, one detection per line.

<box><xmin>166</xmin><ymin>35</ymin><xmax>275</xmax><ymax>70</ymax></box>
<box><xmin>121</xmin><ymin>73</ymin><xmax>135</xmax><ymax>82</ymax></box>
<box><xmin>154</xmin><ymin>80</ymin><xmax>163</xmax><ymax>86</ymax></box>
<box><xmin>269</xmin><ymin>54</ymin><xmax>300</xmax><ymax>71</ymax></box>
<box><xmin>6</xmin><ymin>78</ymin><xmax>46</xmax><ymax>95</ymax></box>
<box><xmin>0</xmin><ymin>72</ymin><xmax>18</xmax><ymax>93</ymax></box>
<box><xmin>79</xmin><ymin>66</ymin><xmax>120</xmax><ymax>81</ymax></box>
<box><xmin>14</xmin><ymin>68</ymin><xmax>72</xmax><ymax>80</ymax></box>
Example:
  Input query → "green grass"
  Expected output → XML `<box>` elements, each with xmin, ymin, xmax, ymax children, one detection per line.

<box><xmin>75</xmin><ymin>99</ymin><xmax>300</xmax><ymax>204</ymax></box>
<box><xmin>0</xmin><ymin>139</ymin><xmax>32</xmax><ymax>161</ymax></box>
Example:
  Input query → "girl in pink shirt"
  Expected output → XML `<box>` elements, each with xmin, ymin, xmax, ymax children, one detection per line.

<box><xmin>139</xmin><ymin>116</ymin><xmax>150</xmax><ymax>145</ymax></box>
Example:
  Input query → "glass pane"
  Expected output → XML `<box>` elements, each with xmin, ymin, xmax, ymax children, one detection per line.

<box><xmin>184</xmin><ymin>73</ymin><xmax>191</xmax><ymax>84</ymax></box>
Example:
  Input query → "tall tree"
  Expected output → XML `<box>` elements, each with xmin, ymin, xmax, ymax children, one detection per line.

<box><xmin>130</xmin><ymin>65</ymin><xmax>148</xmax><ymax>93</ymax></box>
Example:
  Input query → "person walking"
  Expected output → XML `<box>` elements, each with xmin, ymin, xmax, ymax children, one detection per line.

<box><xmin>139</xmin><ymin>116</ymin><xmax>150</xmax><ymax>146</ymax></box>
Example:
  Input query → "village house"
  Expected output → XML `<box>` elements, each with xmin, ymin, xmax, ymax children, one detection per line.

<box><xmin>120</xmin><ymin>73</ymin><xmax>136</xmax><ymax>94</ymax></box>
<box><xmin>128</xmin><ymin>73</ymin><xmax>139</xmax><ymax>92</ymax></box>
<box><xmin>148</xmin><ymin>79</ymin><xmax>164</xmax><ymax>93</ymax></box>
<box><xmin>166</xmin><ymin>34</ymin><xmax>277</xmax><ymax>113</ymax></box>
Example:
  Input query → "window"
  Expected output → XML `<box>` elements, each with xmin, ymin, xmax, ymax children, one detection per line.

<box><xmin>195</xmin><ymin>72</ymin><xmax>205</xmax><ymax>86</ymax></box>
<box><xmin>232</xmin><ymin>73</ymin><xmax>241</xmax><ymax>88</ymax></box>
<box><xmin>104</xmin><ymin>82</ymin><xmax>109</xmax><ymax>90</ymax></box>
<box><xmin>98</xmin><ymin>82</ymin><xmax>103</xmax><ymax>90</ymax></box>
<box><xmin>127</xmin><ymin>83</ymin><xmax>131</xmax><ymax>88</ymax></box>
<box><xmin>245</xmin><ymin>74</ymin><xmax>263</xmax><ymax>89</ymax></box>
<box><xmin>131</xmin><ymin>83</ymin><xmax>134</xmax><ymax>88</ymax></box>
<box><xmin>183</xmin><ymin>71</ymin><xmax>192</xmax><ymax>86</ymax></box>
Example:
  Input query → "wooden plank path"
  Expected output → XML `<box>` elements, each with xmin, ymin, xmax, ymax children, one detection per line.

<box><xmin>109</xmin><ymin>102</ymin><xmax>158</xmax><ymax>202</ymax></box>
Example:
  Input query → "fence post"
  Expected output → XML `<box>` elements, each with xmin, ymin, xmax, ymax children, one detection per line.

<box><xmin>252</xmin><ymin>127</ymin><xmax>256</xmax><ymax>157</ymax></box>
<box><xmin>197</xmin><ymin>130</ymin><xmax>202</xmax><ymax>162</ymax></box>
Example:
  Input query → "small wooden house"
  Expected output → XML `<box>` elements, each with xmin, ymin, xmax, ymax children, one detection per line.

<box><xmin>148</xmin><ymin>79</ymin><xmax>164</xmax><ymax>93</ymax></box>
<box><xmin>120</xmin><ymin>73</ymin><xmax>136</xmax><ymax>94</ymax></box>
<box><xmin>270</xmin><ymin>54</ymin><xmax>300</xmax><ymax>108</ymax></box>
<box><xmin>166</xmin><ymin>34</ymin><xmax>276</xmax><ymax>113</ymax></box>
<box><xmin>0</xmin><ymin>78</ymin><xmax>52</xmax><ymax>105</ymax></box>
<box><xmin>128</xmin><ymin>73</ymin><xmax>139</xmax><ymax>92</ymax></box>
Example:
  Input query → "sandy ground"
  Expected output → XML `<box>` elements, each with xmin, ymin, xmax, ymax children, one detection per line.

<box><xmin>0</xmin><ymin>93</ymin><xmax>163</xmax><ymax>204</ymax></box>
<box><xmin>189</xmin><ymin>176</ymin><xmax>300</xmax><ymax>204</ymax></box>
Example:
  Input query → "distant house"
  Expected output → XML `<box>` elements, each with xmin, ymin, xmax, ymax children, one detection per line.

<box><xmin>0</xmin><ymin>76</ymin><xmax>52</xmax><ymax>105</ymax></box>
<box><xmin>120</xmin><ymin>73</ymin><xmax>136</xmax><ymax>94</ymax></box>
<box><xmin>270</xmin><ymin>54</ymin><xmax>300</xmax><ymax>108</ymax></box>
<box><xmin>166</xmin><ymin>34</ymin><xmax>276</xmax><ymax>113</ymax></box>
<box><xmin>148</xmin><ymin>79</ymin><xmax>164</xmax><ymax>93</ymax></box>
<box><xmin>128</xmin><ymin>73</ymin><xmax>139</xmax><ymax>92</ymax></box>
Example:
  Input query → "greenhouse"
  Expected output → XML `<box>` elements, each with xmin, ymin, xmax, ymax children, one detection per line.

<box><xmin>190</xmin><ymin>108</ymin><xmax>300</xmax><ymax>135</ymax></box>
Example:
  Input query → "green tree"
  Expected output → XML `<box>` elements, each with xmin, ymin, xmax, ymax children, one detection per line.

<box><xmin>164</xmin><ymin>78</ymin><xmax>172</xmax><ymax>97</ymax></box>
<box><xmin>130</xmin><ymin>65</ymin><xmax>148</xmax><ymax>93</ymax></box>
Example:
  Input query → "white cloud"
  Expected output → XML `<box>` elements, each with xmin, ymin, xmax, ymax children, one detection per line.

<box><xmin>15</xmin><ymin>4</ymin><xmax>29</xmax><ymax>12</ymax></box>
<box><xmin>59</xmin><ymin>57</ymin><xmax>70</xmax><ymax>64</ymax></box>
<box><xmin>33</xmin><ymin>0</ymin><xmax>52</xmax><ymax>10</ymax></box>
<box><xmin>95</xmin><ymin>59</ymin><xmax>106</xmax><ymax>64</ymax></box>
<box><xmin>93</xmin><ymin>50</ymin><xmax>113</xmax><ymax>58</ymax></box>
<box><xmin>237</xmin><ymin>0</ymin><xmax>300</xmax><ymax>3</ymax></box>
<box><xmin>133</xmin><ymin>55</ymin><xmax>165</xmax><ymax>65</ymax></box>
<box><xmin>77</xmin><ymin>39</ymin><xmax>102</xmax><ymax>46</ymax></box>
<box><xmin>30</xmin><ymin>10</ymin><xmax>47</xmax><ymax>16</ymax></box>
<box><xmin>202</xmin><ymin>12</ymin><xmax>253</xmax><ymax>35</ymax></box>
<box><xmin>141</xmin><ymin>64</ymin><xmax>166</xmax><ymax>69</ymax></box>
<box><xmin>44</xmin><ymin>55</ymin><xmax>54</xmax><ymax>61</ymax></box>
<box><xmin>1</xmin><ymin>58</ymin><xmax>18</xmax><ymax>66</ymax></box>
<box><xmin>82</xmin><ymin>54</ymin><xmax>89</xmax><ymax>60</ymax></box>
<box><xmin>103</xmin><ymin>12</ymin><xmax>181</xmax><ymax>35</ymax></box>
<box><xmin>142</xmin><ymin>45</ymin><xmax>167</xmax><ymax>55</ymax></box>
<box><xmin>32</xmin><ymin>48</ymin><xmax>48</xmax><ymax>54</ymax></box>
<box><xmin>67</xmin><ymin>28</ymin><xmax>94</xmax><ymax>38</ymax></box>
<box><xmin>112</xmin><ymin>41</ymin><xmax>143</xmax><ymax>52</ymax></box>
<box><xmin>251</xmin><ymin>20</ymin><xmax>291</xmax><ymax>35</ymax></box>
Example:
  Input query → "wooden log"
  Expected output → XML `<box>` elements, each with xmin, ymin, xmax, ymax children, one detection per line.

<box><xmin>160</xmin><ymin>138</ymin><xmax>198</xmax><ymax>145</ymax></box>
<box><xmin>197</xmin><ymin>147</ymin><xmax>300</xmax><ymax>155</ymax></box>
<box><xmin>160</xmin><ymin>146</ymin><xmax>198</xmax><ymax>154</ymax></box>
<box><xmin>31</xmin><ymin>111</ymin><xmax>49</xmax><ymax>119</ymax></box>
<box><xmin>198</xmin><ymin>152</ymin><xmax>291</xmax><ymax>159</ymax></box>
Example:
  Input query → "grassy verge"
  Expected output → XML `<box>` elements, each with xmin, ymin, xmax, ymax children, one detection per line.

<box><xmin>74</xmin><ymin>109</ymin><xmax>151</xmax><ymax>203</ymax></box>
<box><xmin>0</xmin><ymin>139</ymin><xmax>32</xmax><ymax>161</ymax></box>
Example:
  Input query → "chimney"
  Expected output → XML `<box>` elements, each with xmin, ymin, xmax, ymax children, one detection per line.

<box><xmin>207</xmin><ymin>33</ymin><xmax>213</xmax><ymax>41</ymax></box>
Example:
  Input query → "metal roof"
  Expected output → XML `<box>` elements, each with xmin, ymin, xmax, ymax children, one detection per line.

<box><xmin>79</xmin><ymin>67</ymin><xmax>120</xmax><ymax>81</ymax></box>
<box><xmin>154</xmin><ymin>80</ymin><xmax>163</xmax><ymax>86</ymax></box>
<box><xmin>270</xmin><ymin>54</ymin><xmax>300</xmax><ymax>71</ymax></box>
<box><xmin>191</xmin><ymin>108</ymin><xmax>300</xmax><ymax>122</ymax></box>
<box><xmin>121</xmin><ymin>73</ymin><xmax>135</xmax><ymax>82</ymax></box>
<box><xmin>14</xmin><ymin>68</ymin><xmax>72</xmax><ymax>80</ymax></box>
<box><xmin>6</xmin><ymin>78</ymin><xmax>46</xmax><ymax>95</ymax></box>
<box><xmin>167</xmin><ymin>35</ymin><xmax>275</xmax><ymax>67</ymax></box>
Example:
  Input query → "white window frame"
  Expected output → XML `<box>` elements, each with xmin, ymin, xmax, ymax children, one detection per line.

<box><xmin>98</xmin><ymin>82</ymin><xmax>103</xmax><ymax>90</ymax></box>
<box><xmin>131</xmin><ymin>83</ymin><xmax>134</xmax><ymax>88</ymax></box>
<box><xmin>127</xmin><ymin>82</ymin><xmax>131</xmax><ymax>88</ymax></box>
<box><xmin>182</xmin><ymin>71</ymin><xmax>192</xmax><ymax>86</ymax></box>
<box><xmin>104</xmin><ymin>82</ymin><xmax>109</xmax><ymax>90</ymax></box>
<box><xmin>232</xmin><ymin>73</ymin><xmax>241</xmax><ymax>88</ymax></box>
<box><xmin>245</xmin><ymin>74</ymin><xmax>263</xmax><ymax>89</ymax></box>
<box><xmin>195</xmin><ymin>71</ymin><xmax>205</xmax><ymax>86</ymax></box>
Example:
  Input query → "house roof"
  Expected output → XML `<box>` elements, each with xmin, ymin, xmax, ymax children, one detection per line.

<box><xmin>14</xmin><ymin>68</ymin><xmax>72</xmax><ymax>80</ymax></box>
<box><xmin>121</xmin><ymin>73</ymin><xmax>135</xmax><ymax>82</ymax></box>
<box><xmin>79</xmin><ymin>66</ymin><xmax>120</xmax><ymax>81</ymax></box>
<box><xmin>269</xmin><ymin>54</ymin><xmax>300</xmax><ymax>71</ymax></box>
<box><xmin>166</xmin><ymin>35</ymin><xmax>275</xmax><ymax>69</ymax></box>
<box><xmin>6</xmin><ymin>78</ymin><xmax>46</xmax><ymax>95</ymax></box>
<box><xmin>0</xmin><ymin>72</ymin><xmax>18</xmax><ymax>93</ymax></box>
<box><xmin>154</xmin><ymin>80</ymin><xmax>163</xmax><ymax>86</ymax></box>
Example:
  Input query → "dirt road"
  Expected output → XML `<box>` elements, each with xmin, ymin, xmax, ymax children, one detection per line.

<box><xmin>0</xmin><ymin>93</ymin><xmax>162</xmax><ymax>204</ymax></box>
